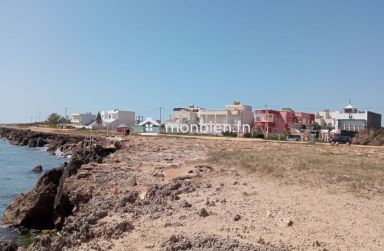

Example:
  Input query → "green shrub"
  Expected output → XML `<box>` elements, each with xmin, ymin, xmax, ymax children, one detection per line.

<box><xmin>222</xmin><ymin>131</ymin><xmax>237</xmax><ymax>137</ymax></box>
<box><xmin>243</xmin><ymin>131</ymin><xmax>264</xmax><ymax>138</ymax></box>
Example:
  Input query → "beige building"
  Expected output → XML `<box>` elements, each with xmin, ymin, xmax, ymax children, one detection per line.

<box><xmin>168</xmin><ymin>105</ymin><xmax>200</xmax><ymax>125</ymax></box>
<box><xmin>166</xmin><ymin>101</ymin><xmax>254</xmax><ymax>134</ymax></box>
<box><xmin>199</xmin><ymin>101</ymin><xmax>253</xmax><ymax>128</ymax></box>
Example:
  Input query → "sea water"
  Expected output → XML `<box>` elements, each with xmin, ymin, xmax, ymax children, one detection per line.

<box><xmin>0</xmin><ymin>139</ymin><xmax>64</xmax><ymax>240</ymax></box>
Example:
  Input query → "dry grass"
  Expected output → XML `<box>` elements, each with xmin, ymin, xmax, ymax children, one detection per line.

<box><xmin>208</xmin><ymin>145</ymin><xmax>384</xmax><ymax>195</ymax></box>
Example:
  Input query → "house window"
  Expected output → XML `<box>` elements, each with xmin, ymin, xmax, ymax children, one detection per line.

<box><xmin>145</xmin><ymin>124</ymin><xmax>153</xmax><ymax>132</ymax></box>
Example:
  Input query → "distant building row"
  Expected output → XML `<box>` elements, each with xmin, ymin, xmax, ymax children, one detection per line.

<box><xmin>166</xmin><ymin>101</ymin><xmax>381</xmax><ymax>134</ymax></box>
<box><xmin>70</xmin><ymin>101</ymin><xmax>382</xmax><ymax>135</ymax></box>
<box><xmin>71</xmin><ymin>109</ymin><xmax>135</xmax><ymax>130</ymax></box>
<box><xmin>70</xmin><ymin>110</ymin><xmax>160</xmax><ymax>135</ymax></box>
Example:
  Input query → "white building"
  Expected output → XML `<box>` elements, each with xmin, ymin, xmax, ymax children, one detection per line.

<box><xmin>315</xmin><ymin>104</ymin><xmax>381</xmax><ymax>131</ymax></box>
<box><xmin>100</xmin><ymin>109</ymin><xmax>135</xmax><ymax>130</ymax></box>
<box><xmin>70</xmin><ymin>113</ymin><xmax>96</xmax><ymax>127</ymax></box>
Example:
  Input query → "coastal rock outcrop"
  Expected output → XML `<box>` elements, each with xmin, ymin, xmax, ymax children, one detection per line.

<box><xmin>0</xmin><ymin>240</ymin><xmax>18</xmax><ymax>251</ymax></box>
<box><xmin>1</xmin><ymin>129</ymin><xmax>118</xmax><ymax>230</ymax></box>
<box><xmin>2</xmin><ymin>168</ymin><xmax>64</xmax><ymax>229</ymax></box>
<box><xmin>53</xmin><ymin>144</ymin><xmax>118</xmax><ymax>229</ymax></box>
<box><xmin>0</xmin><ymin>127</ymin><xmax>83</xmax><ymax>156</ymax></box>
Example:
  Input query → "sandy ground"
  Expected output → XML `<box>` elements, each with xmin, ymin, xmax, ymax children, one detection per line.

<box><xmin>41</xmin><ymin>134</ymin><xmax>383</xmax><ymax>251</ymax></box>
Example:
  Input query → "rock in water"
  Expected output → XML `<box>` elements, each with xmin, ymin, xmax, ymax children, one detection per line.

<box><xmin>32</xmin><ymin>165</ymin><xmax>43</xmax><ymax>173</ymax></box>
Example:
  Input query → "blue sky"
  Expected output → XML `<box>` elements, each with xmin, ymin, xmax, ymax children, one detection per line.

<box><xmin>0</xmin><ymin>0</ymin><xmax>383</xmax><ymax>123</ymax></box>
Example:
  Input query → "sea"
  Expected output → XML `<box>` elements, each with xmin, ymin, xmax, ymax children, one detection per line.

<box><xmin>0</xmin><ymin>139</ymin><xmax>65</xmax><ymax>241</ymax></box>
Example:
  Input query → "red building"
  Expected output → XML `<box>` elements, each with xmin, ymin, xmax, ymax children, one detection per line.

<box><xmin>255</xmin><ymin>108</ymin><xmax>315</xmax><ymax>134</ymax></box>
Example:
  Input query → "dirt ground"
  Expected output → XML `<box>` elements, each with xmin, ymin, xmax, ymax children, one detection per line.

<box><xmin>7</xmin><ymin>126</ymin><xmax>383</xmax><ymax>250</ymax></box>
<box><xmin>44</xmin><ymin>133</ymin><xmax>383</xmax><ymax>251</ymax></box>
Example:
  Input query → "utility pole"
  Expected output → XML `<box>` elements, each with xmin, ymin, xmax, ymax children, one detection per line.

<box><xmin>159</xmin><ymin>107</ymin><xmax>162</xmax><ymax>124</ymax></box>
<box><xmin>65</xmin><ymin>107</ymin><xmax>68</xmax><ymax>118</ymax></box>
<box><xmin>265</xmin><ymin>104</ymin><xmax>268</xmax><ymax>136</ymax></box>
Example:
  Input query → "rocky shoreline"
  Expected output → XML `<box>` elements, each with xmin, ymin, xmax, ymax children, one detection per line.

<box><xmin>1</xmin><ymin>127</ymin><xmax>384</xmax><ymax>250</ymax></box>
<box><xmin>0</xmin><ymin>128</ymin><xmax>289</xmax><ymax>251</ymax></box>
<box><xmin>0</xmin><ymin>127</ymin><xmax>120</xmax><ymax>251</ymax></box>
<box><xmin>0</xmin><ymin>127</ymin><xmax>84</xmax><ymax>158</ymax></box>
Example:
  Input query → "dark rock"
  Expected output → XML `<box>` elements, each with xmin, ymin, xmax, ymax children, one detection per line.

<box><xmin>28</xmin><ymin>138</ymin><xmax>37</xmax><ymax>148</ymax></box>
<box><xmin>31</xmin><ymin>235</ymin><xmax>52</xmax><ymax>251</ymax></box>
<box><xmin>21</xmin><ymin>138</ymin><xmax>29</xmax><ymax>146</ymax></box>
<box><xmin>32</xmin><ymin>165</ymin><xmax>43</xmax><ymax>173</ymax></box>
<box><xmin>0</xmin><ymin>240</ymin><xmax>18</xmax><ymax>251</ymax></box>
<box><xmin>181</xmin><ymin>200</ymin><xmax>192</xmax><ymax>208</ymax></box>
<box><xmin>116</xmin><ymin>191</ymin><xmax>138</xmax><ymax>208</ymax></box>
<box><xmin>234</xmin><ymin>214</ymin><xmax>241</xmax><ymax>221</ymax></box>
<box><xmin>199</xmin><ymin>208</ymin><xmax>209</xmax><ymax>217</ymax></box>
<box><xmin>36</xmin><ymin>137</ymin><xmax>47</xmax><ymax>147</ymax></box>
<box><xmin>113</xmin><ymin>221</ymin><xmax>134</xmax><ymax>237</ymax></box>
<box><xmin>2</xmin><ymin>167</ymin><xmax>63</xmax><ymax>229</ymax></box>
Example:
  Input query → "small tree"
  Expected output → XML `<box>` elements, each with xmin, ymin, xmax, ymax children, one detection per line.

<box><xmin>47</xmin><ymin>113</ymin><xmax>61</xmax><ymax>127</ymax></box>
<box><xmin>59</xmin><ymin>116</ymin><xmax>71</xmax><ymax>124</ymax></box>
<box><xmin>96</xmin><ymin>112</ymin><xmax>102</xmax><ymax>126</ymax></box>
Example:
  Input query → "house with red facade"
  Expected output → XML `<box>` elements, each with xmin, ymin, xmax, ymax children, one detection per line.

<box><xmin>255</xmin><ymin>108</ymin><xmax>315</xmax><ymax>134</ymax></box>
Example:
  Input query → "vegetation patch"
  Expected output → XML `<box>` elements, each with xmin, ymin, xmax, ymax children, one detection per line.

<box><xmin>208</xmin><ymin>146</ymin><xmax>384</xmax><ymax>195</ymax></box>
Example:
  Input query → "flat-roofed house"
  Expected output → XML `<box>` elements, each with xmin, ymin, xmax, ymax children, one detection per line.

<box><xmin>198</xmin><ymin>101</ymin><xmax>254</xmax><ymax>133</ymax></box>
<box><xmin>315</xmin><ymin>103</ymin><xmax>381</xmax><ymax>131</ymax></box>
<box><xmin>71</xmin><ymin>112</ymin><xmax>96</xmax><ymax>127</ymax></box>
<box><xmin>100</xmin><ymin>109</ymin><xmax>135</xmax><ymax>130</ymax></box>
<box><xmin>255</xmin><ymin>108</ymin><xmax>315</xmax><ymax>134</ymax></box>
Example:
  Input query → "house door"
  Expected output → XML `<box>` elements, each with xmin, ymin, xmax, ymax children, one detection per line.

<box><xmin>145</xmin><ymin>123</ymin><xmax>153</xmax><ymax>132</ymax></box>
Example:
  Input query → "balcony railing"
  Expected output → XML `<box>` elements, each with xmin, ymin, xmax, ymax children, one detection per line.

<box><xmin>255</xmin><ymin>114</ymin><xmax>275</xmax><ymax>123</ymax></box>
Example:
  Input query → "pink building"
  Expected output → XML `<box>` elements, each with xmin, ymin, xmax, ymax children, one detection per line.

<box><xmin>255</xmin><ymin>108</ymin><xmax>315</xmax><ymax>134</ymax></box>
